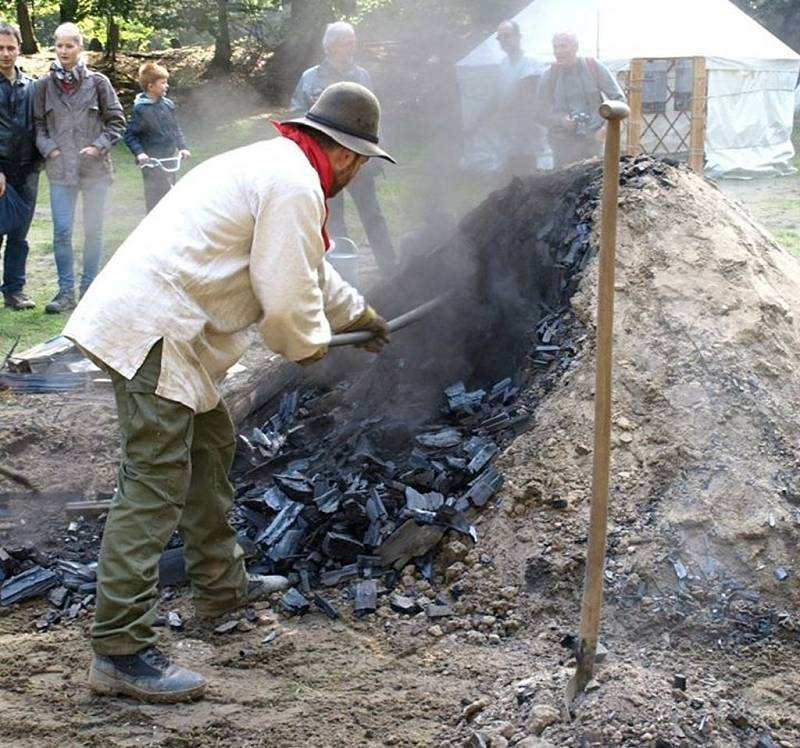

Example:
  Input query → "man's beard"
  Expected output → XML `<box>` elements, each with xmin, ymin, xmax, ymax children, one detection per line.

<box><xmin>330</xmin><ymin>158</ymin><xmax>364</xmax><ymax>196</ymax></box>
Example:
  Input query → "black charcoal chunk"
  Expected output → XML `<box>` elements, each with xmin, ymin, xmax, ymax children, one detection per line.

<box><xmin>377</xmin><ymin>520</ymin><xmax>445</xmax><ymax>569</ymax></box>
<box><xmin>463</xmin><ymin>468</ymin><xmax>504</xmax><ymax>507</ymax></box>
<box><xmin>353</xmin><ymin>579</ymin><xmax>377</xmax><ymax>617</ymax></box>
<box><xmin>774</xmin><ymin>567</ymin><xmax>789</xmax><ymax>581</ymax></box>
<box><xmin>314</xmin><ymin>487</ymin><xmax>341</xmax><ymax>514</ymax></box>
<box><xmin>267</xmin><ymin>527</ymin><xmax>306</xmax><ymax>562</ymax></box>
<box><xmin>313</xmin><ymin>592</ymin><xmax>340</xmax><ymax>620</ymax></box>
<box><xmin>273</xmin><ymin>472</ymin><xmax>314</xmax><ymax>501</ymax></box>
<box><xmin>465</xmin><ymin>441</ymin><xmax>499</xmax><ymax>474</ymax></box>
<box><xmin>425</xmin><ymin>603</ymin><xmax>453</xmax><ymax>619</ymax></box>
<box><xmin>322</xmin><ymin>532</ymin><xmax>365</xmax><ymax>563</ymax></box>
<box><xmin>1</xmin><ymin>566</ymin><xmax>59</xmax><ymax>606</ymax></box>
<box><xmin>416</xmin><ymin>428</ymin><xmax>462</xmax><ymax>449</ymax></box>
<box><xmin>48</xmin><ymin>586</ymin><xmax>70</xmax><ymax>609</ymax></box>
<box><xmin>433</xmin><ymin>505</ymin><xmax>478</xmax><ymax>544</ymax></box>
<box><xmin>389</xmin><ymin>593</ymin><xmax>421</xmax><ymax>615</ymax></box>
<box><xmin>415</xmin><ymin>553</ymin><xmax>434</xmax><ymax>582</ymax></box>
<box><xmin>256</xmin><ymin>501</ymin><xmax>303</xmax><ymax>546</ymax></box>
<box><xmin>263</xmin><ymin>486</ymin><xmax>292</xmax><ymax>512</ymax></box>
<box><xmin>158</xmin><ymin>546</ymin><xmax>187</xmax><ymax>587</ymax></box>
<box><xmin>405</xmin><ymin>486</ymin><xmax>444</xmax><ymax>513</ymax></box>
<box><xmin>281</xmin><ymin>587</ymin><xmax>310</xmax><ymax>615</ymax></box>
<box><xmin>365</xmin><ymin>490</ymin><xmax>388</xmax><ymax>522</ymax></box>
<box><xmin>320</xmin><ymin>564</ymin><xmax>360</xmax><ymax>587</ymax></box>
<box><xmin>214</xmin><ymin>619</ymin><xmax>240</xmax><ymax>635</ymax></box>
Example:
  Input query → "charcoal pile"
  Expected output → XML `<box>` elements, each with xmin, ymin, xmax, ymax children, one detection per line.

<box><xmin>231</xmin><ymin>379</ymin><xmax>521</xmax><ymax>616</ymax></box>
<box><xmin>225</xmin><ymin>159</ymin><xmax>630</xmax><ymax>615</ymax></box>
<box><xmin>0</xmin><ymin>543</ymin><xmax>98</xmax><ymax>629</ymax></box>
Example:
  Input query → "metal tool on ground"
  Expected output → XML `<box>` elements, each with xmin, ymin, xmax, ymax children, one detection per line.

<box><xmin>139</xmin><ymin>153</ymin><xmax>184</xmax><ymax>173</ymax></box>
<box><xmin>329</xmin><ymin>292</ymin><xmax>452</xmax><ymax>348</ymax></box>
<box><xmin>566</xmin><ymin>98</ymin><xmax>630</xmax><ymax>710</ymax></box>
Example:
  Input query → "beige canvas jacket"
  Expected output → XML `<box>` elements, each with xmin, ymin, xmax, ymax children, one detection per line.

<box><xmin>64</xmin><ymin>137</ymin><xmax>365</xmax><ymax>413</ymax></box>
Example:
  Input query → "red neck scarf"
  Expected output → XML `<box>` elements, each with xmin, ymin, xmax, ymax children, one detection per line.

<box><xmin>272</xmin><ymin>121</ymin><xmax>333</xmax><ymax>250</ymax></box>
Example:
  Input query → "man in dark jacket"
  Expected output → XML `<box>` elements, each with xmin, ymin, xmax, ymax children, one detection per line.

<box><xmin>0</xmin><ymin>22</ymin><xmax>42</xmax><ymax>310</ymax></box>
<box><xmin>124</xmin><ymin>62</ymin><xmax>190</xmax><ymax>213</ymax></box>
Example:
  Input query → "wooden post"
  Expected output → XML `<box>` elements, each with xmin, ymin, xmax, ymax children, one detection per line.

<box><xmin>567</xmin><ymin>99</ymin><xmax>629</xmax><ymax>705</ymax></box>
<box><xmin>626</xmin><ymin>59</ymin><xmax>644</xmax><ymax>157</ymax></box>
<box><xmin>688</xmin><ymin>57</ymin><xmax>707</xmax><ymax>174</ymax></box>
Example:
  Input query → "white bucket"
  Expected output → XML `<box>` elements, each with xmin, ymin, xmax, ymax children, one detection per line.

<box><xmin>327</xmin><ymin>236</ymin><xmax>360</xmax><ymax>288</ymax></box>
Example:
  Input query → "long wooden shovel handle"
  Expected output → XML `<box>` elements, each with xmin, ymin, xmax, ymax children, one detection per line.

<box><xmin>573</xmin><ymin>98</ymin><xmax>630</xmax><ymax>695</ymax></box>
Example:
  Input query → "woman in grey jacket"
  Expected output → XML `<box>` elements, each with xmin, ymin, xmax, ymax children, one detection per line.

<box><xmin>33</xmin><ymin>23</ymin><xmax>125</xmax><ymax>313</ymax></box>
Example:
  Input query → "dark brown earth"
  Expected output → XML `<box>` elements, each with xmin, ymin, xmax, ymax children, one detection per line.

<box><xmin>2</xmin><ymin>164</ymin><xmax>800</xmax><ymax>747</ymax></box>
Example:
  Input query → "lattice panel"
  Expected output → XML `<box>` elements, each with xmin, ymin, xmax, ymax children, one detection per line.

<box><xmin>626</xmin><ymin>57</ymin><xmax>707</xmax><ymax>173</ymax></box>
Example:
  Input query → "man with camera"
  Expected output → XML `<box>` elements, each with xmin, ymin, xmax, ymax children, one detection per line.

<box><xmin>537</xmin><ymin>32</ymin><xmax>626</xmax><ymax>168</ymax></box>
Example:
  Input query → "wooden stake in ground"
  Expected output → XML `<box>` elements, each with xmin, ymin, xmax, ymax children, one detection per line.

<box><xmin>567</xmin><ymin>99</ymin><xmax>630</xmax><ymax>706</ymax></box>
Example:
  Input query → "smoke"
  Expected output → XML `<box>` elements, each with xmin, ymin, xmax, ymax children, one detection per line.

<box><xmin>307</xmin><ymin>164</ymin><xmax>597</xmax><ymax>438</ymax></box>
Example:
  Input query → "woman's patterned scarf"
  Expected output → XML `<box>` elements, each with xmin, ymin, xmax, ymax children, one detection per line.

<box><xmin>50</xmin><ymin>59</ymin><xmax>85</xmax><ymax>87</ymax></box>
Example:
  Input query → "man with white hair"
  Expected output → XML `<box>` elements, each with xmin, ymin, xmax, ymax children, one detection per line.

<box><xmin>537</xmin><ymin>32</ymin><xmax>625</xmax><ymax>167</ymax></box>
<box><xmin>290</xmin><ymin>22</ymin><xmax>396</xmax><ymax>274</ymax></box>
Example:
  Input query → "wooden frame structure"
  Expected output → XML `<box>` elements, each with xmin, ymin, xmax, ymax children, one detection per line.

<box><xmin>626</xmin><ymin>57</ymin><xmax>707</xmax><ymax>173</ymax></box>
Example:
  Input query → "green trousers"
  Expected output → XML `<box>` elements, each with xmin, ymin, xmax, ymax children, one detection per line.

<box><xmin>91</xmin><ymin>341</ymin><xmax>248</xmax><ymax>655</ymax></box>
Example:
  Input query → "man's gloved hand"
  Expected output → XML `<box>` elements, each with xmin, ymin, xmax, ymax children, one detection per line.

<box><xmin>342</xmin><ymin>305</ymin><xmax>390</xmax><ymax>353</ymax></box>
<box><xmin>297</xmin><ymin>344</ymin><xmax>328</xmax><ymax>367</ymax></box>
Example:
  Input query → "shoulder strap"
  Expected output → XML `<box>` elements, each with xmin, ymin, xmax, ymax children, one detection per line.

<box><xmin>584</xmin><ymin>57</ymin><xmax>599</xmax><ymax>84</ymax></box>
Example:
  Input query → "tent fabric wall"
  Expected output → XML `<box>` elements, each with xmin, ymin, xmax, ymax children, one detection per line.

<box><xmin>705</xmin><ymin>60</ymin><xmax>799</xmax><ymax>177</ymax></box>
<box><xmin>456</xmin><ymin>0</ymin><xmax>800</xmax><ymax>177</ymax></box>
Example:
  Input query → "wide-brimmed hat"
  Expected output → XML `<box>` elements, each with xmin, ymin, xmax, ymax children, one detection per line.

<box><xmin>285</xmin><ymin>82</ymin><xmax>396</xmax><ymax>164</ymax></box>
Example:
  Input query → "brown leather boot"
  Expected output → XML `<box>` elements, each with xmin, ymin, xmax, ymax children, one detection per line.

<box><xmin>3</xmin><ymin>292</ymin><xmax>36</xmax><ymax>310</ymax></box>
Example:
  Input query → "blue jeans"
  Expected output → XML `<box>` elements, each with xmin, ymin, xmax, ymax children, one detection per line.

<box><xmin>1</xmin><ymin>168</ymin><xmax>40</xmax><ymax>296</ymax></box>
<box><xmin>50</xmin><ymin>180</ymin><xmax>109</xmax><ymax>294</ymax></box>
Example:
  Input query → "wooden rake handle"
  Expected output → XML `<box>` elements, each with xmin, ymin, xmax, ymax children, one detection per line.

<box><xmin>573</xmin><ymin>98</ymin><xmax>630</xmax><ymax>694</ymax></box>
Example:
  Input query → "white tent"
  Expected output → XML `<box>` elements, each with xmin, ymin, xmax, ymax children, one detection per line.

<box><xmin>456</xmin><ymin>0</ymin><xmax>800</xmax><ymax>177</ymax></box>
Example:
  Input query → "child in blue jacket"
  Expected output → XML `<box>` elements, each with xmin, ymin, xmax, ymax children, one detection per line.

<box><xmin>123</xmin><ymin>62</ymin><xmax>190</xmax><ymax>213</ymax></box>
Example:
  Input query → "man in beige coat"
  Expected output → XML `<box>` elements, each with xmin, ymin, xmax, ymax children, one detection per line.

<box><xmin>64</xmin><ymin>82</ymin><xmax>392</xmax><ymax>703</ymax></box>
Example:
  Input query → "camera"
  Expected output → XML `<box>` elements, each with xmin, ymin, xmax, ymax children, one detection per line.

<box><xmin>570</xmin><ymin>112</ymin><xmax>593</xmax><ymax>138</ymax></box>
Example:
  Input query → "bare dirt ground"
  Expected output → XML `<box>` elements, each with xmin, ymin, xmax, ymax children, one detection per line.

<box><xmin>2</xmin><ymin>165</ymin><xmax>800</xmax><ymax>747</ymax></box>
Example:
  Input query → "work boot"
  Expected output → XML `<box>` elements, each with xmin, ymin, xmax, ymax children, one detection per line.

<box><xmin>88</xmin><ymin>646</ymin><xmax>206</xmax><ymax>703</ymax></box>
<box><xmin>244</xmin><ymin>573</ymin><xmax>291</xmax><ymax>603</ymax></box>
<box><xmin>194</xmin><ymin>573</ymin><xmax>290</xmax><ymax>619</ymax></box>
<box><xmin>44</xmin><ymin>289</ymin><xmax>76</xmax><ymax>314</ymax></box>
<box><xmin>3</xmin><ymin>292</ymin><xmax>36</xmax><ymax>310</ymax></box>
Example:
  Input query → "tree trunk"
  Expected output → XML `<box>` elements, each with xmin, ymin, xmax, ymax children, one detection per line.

<box><xmin>265</xmin><ymin>0</ymin><xmax>335</xmax><ymax>100</ymax></box>
<box><xmin>15</xmin><ymin>0</ymin><xmax>38</xmax><ymax>54</ymax></box>
<box><xmin>207</xmin><ymin>0</ymin><xmax>232</xmax><ymax>76</ymax></box>
<box><xmin>104</xmin><ymin>16</ymin><xmax>120</xmax><ymax>61</ymax></box>
<box><xmin>59</xmin><ymin>0</ymin><xmax>78</xmax><ymax>23</ymax></box>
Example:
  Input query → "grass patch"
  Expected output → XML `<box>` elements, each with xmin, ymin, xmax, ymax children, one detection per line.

<box><xmin>772</xmin><ymin>228</ymin><xmax>800</xmax><ymax>257</ymax></box>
